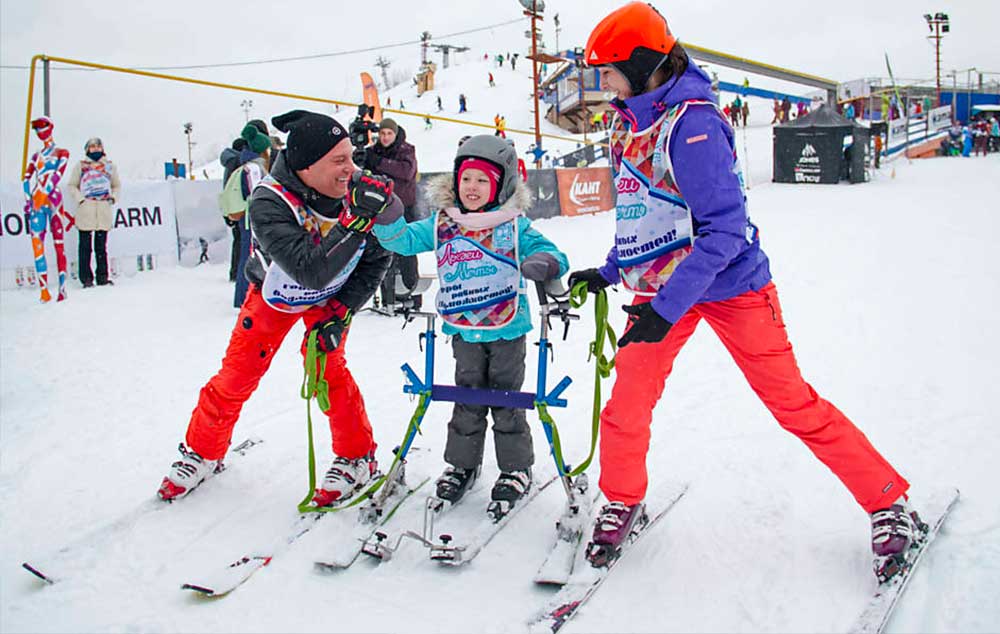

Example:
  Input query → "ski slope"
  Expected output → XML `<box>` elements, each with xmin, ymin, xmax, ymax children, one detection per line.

<box><xmin>3</xmin><ymin>151</ymin><xmax>999</xmax><ymax>632</ymax></box>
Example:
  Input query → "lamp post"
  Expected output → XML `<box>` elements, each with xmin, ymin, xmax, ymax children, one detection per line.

<box><xmin>183</xmin><ymin>122</ymin><xmax>195</xmax><ymax>180</ymax></box>
<box><xmin>922</xmin><ymin>13</ymin><xmax>949</xmax><ymax>106</ymax></box>
<box><xmin>240</xmin><ymin>99</ymin><xmax>254</xmax><ymax>122</ymax></box>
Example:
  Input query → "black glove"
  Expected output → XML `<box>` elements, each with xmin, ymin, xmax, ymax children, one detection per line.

<box><xmin>568</xmin><ymin>268</ymin><xmax>610</xmax><ymax>294</ymax></box>
<box><xmin>339</xmin><ymin>170</ymin><xmax>394</xmax><ymax>233</ymax></box>
<box><xmin>312</xmin><ymin>301</ymin><xmax>352</xmax><ymax>353</ymax></box>
<box><xmin>349</xmin><ymin>170</ymin><xmax>393</xmax><ymax>218</ymax></box>
<box><xmin>617</xmin><ymin>303</ymin><xmax>673</xmax><ymax>348</ymax></box>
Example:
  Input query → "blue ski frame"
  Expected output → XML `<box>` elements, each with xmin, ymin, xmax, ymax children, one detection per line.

<box><xmin>397</xmin><ymin>285</ymin><xmax>576</xmax><ymax>474</ymax></box>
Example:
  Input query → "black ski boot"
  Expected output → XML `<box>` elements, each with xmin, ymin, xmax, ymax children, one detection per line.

<box><xmin>435</xmin><ymin>465</ymin><xmax>479</xmax><ymax>504</ymax></box>
<box><xmin>487</xmin><ymin>469</ymin><xmax>532</xmax><ymax>521</ymax></box>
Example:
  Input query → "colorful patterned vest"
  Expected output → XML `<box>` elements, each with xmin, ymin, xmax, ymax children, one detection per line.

<box><xmin>254</xmin><ymin>176</ymin><xmax>365</xmax><ymax>313</ymax></box>
<box><xmin>434</xmin><ymin>210</ymin><xmax>520</xmax><ymax>330</ymax></box>
<box><xmin>609</xmin><ymin>99</ymin><xmax>714</xmax><ymax>296</ymax></box>
<box><xmin>79</xmin><ymin>161</ymin><xmax>112</xmax><ymax>200</ymax></box>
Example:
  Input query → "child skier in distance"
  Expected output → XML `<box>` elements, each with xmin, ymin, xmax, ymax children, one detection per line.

<box><xmin>372</xmin><ymin>135</ymin><xmax>569</xmax><ymax>513</ymax></box>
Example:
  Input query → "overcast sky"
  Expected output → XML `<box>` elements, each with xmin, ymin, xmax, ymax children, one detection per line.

<box><xmin>2</xmin><ymin>0</ymin><xmax>997</xmax><ymax>180</ymax></box>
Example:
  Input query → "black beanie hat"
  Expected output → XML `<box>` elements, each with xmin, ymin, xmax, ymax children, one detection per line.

<box><xmin>241</xmin><ymin>123</ymin><xmax>272</xmax><ymax>154</ymax></box>
<box><xmin>271</xmin><ymin>110</ymin><xmax>349</xmax><ymax>171</ymax></box>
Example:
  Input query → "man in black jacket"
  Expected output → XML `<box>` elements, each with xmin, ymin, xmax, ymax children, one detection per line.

<box><xmin>159</xmin><ymin>110</ymin><xmax>399</xmax><ymax>508</ymax></box>
<box><xmin>361</xmin><ymin>117</ymin><xmax>422</xmax><ymax>310</ymax></box>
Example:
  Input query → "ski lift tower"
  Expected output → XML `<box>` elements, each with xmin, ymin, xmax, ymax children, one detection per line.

<box><xmin>431</xmin><ymin>43</ymin><xmax>470</xmax><ymax>69</ymax></box>
<box><xmin>420</xmin><ymin>31</ymin><xmax>432</xmax><ymax>65</ymax></box>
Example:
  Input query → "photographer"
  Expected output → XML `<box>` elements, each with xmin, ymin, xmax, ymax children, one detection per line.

<box><xmin>356</xmin><ymin>116</ymin><xmax>421</xmax><ymax>310</ymax></box>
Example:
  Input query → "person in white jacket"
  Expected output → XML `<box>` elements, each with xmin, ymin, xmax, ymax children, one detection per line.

<box><xmin>66</xmin><ymin>138</ymin><xmax>121</xmax><ymax>287</ymax></box>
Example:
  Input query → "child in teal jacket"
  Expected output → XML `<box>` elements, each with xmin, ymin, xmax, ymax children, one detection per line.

<box><xmin>372</xmin><ymin>135</ymin><xmax>568</xmax><ymax>513</ymax></box>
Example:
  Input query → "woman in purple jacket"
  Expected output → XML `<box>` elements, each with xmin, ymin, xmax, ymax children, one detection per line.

<box><xmin>569</xmin><ymin>2</ymin><xmax>919</xmax><ymax>583</ymax></box>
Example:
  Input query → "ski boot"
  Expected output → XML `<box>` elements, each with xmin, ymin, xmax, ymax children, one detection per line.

<box><xmin>312</xmin><ymin>451</ymin><xmax>378</xmax><ymax>507</ymax></box>
<box><xmin>487</xmin><ymin>468</ymin><xmax>532</xmax><ymax>521</ymax></box>
<box><xmin>158</xmin><ymin>443</ymin><xmax>220</xmax><ymax>501</ymax></box>
<box><xmin>435</xmin><ymin>465</ymin><xmax>480</xmax><ymax>504</ymax></box>
<box><xmin>585</xmin><ymin>501</ymin><xmax>648</xmax><ymax>567</ymax></box>
<box><xmin>871</xmin><ymin>497</ymin><xmax>929</xmax><ymax>583</ymax></box>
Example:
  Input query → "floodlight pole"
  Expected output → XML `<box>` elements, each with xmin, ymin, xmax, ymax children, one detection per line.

<box><xmin>924</xmin><ymin>13</ymin><xmax>949</xmax><ymax>106</ymax></box>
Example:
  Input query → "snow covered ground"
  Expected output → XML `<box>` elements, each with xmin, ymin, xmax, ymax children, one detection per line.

<box><xmin>3</xmin><ymin>150</ymin><xmax>998</xmax><ymax>633</ymax></box>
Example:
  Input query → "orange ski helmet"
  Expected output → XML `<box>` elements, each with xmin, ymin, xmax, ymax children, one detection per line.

<box><xmin>585</xmin><ymin>2</ymin><xmax>677</xmax><ymax>94</ymax></box>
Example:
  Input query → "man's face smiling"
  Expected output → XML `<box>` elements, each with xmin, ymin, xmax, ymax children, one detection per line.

<box><xmin>298</xmin><ymin>138</ymin><xmax>355</xmax><ymax>199</ymax></box>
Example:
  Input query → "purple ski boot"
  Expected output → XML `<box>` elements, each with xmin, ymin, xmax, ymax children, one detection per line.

<box><xmin>870</xmin><ymin>498</ymin><xmax>928</xmax><ymax>583</ymax></box>
<box><xmin>585</xmin><ymin>501</ymin><xmax>648</xmax><ymax>567</ymax></box>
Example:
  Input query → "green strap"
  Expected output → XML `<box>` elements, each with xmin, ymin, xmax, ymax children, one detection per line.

<box><xmin>298</xmin><ymin>334</ymin><xmax>431</xmax><ymax>514</ymax></box>
<box><xmin>538</xmin><ymin>282</ymin><xmax>617</xmax><ymax>478</ymax></box>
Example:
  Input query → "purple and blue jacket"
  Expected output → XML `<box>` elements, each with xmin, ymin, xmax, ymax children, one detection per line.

<box><xmin>599</xmin><ymin>64</ymin><xmax>771</xmax><ymax>324</ymax></box>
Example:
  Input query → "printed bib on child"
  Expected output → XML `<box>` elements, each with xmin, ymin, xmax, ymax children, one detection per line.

<box><xmin>435</xmin><ymin>211</ymin><xmax>520</xmax><ymax>329</ymax></box>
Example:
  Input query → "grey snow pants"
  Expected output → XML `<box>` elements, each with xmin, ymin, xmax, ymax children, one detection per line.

<box><xmin>444</xmin><ymin>335</ymin><xmax>534</xmax><ymax>472</ymax></box>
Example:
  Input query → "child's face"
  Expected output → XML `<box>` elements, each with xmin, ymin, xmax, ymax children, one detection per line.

<box><xmin>458</xmin><ymin>168</ymin><xmax>493</xmax><ymax>211</ymax></box>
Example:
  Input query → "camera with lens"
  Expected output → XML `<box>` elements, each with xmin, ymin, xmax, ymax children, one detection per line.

<box><xmin>349</xmin><ymin>104</ymin><xmax>379</xmax><ymax>167</ymax></box>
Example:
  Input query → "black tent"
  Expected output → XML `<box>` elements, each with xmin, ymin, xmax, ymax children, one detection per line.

<box><xmin>773</xmin><ymin>104</ymin><xmax>869</xmax><ymax>184</ymax></box>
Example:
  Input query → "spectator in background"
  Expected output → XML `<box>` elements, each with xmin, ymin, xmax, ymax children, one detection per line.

<box><xmin>741</xmin><ymin>100</ymin><xmax>750</xmax><ymax>127</ymax></box>
<box><xmin>771</xmin><ymin>99</ymin><xmax>781</xmax><ymax>124</ymax></box>
<box><xmin>220</xmin><ymin>138</ymin><xmax>248</xmax><ymax>282</ymax></box>
<box><xmin>231</xmin><ymin>120</ymin><xmax>272</xmax><ymax>308</ymax></box>
<box><xmin>359</xmin><ymin>117</ymin><xmax>421</xmax><ymax>310</ymax></box>
<box><xmin>437</xmin><ymin>95</ymin><xmax>443</xmax><ymax>112</ymax></box>
<box><xmin>67</xmin><ymin>137</ymin><xmax>120</xmax><ymax>288</ymax></box>
<box><xmin>961</xmin><ymin>124</ymin><xmax>973</xmax><ymax>157</ymax></box>
<box><xmin>990</xmin><ymin>116</ymin><xmax>999</xmax><ymax>153</ymax></box>
<box><xmin>797</xmin><ymin>100</ymin><xmax>808</xmax><ymax>118</ymax></box>
<box><xmin>873</xmin><ymin>132</ymin><xmax>883</xmax><ymax>169</ymax></box>
<box><xmin>973</xmin><ymin>116</ymin><xmax>989</xmax><ymax>157</ymax></box>
<box><xmin>489</xmin><ymin>72</ymin><xmax>495</xmax><ymax>87</ymax></box>
<box><xmin>844</xmin><ymin>102</ymin><xmax>856</xmax><ymax>120</ymax></box>
<box><xmin>511</xmin><ymin>53</ymin><xmax>518</xmax><ymax>71</ymax></box>
<box><xmin>781</xmin><ymin>96</ymin><xmax>792</xmax><ymax>123</ymax></box>
<box><xmin>459</xmin><ymin>94</ymin><xmax>468</xmax><ymax>113</ymax></box>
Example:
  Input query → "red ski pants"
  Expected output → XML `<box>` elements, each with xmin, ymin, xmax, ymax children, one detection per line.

<box><xmin>185</xmin><ymin>288</ymin><xmax>375</xmax><ymax>462</ymax></box>
<box><xmin>600</xmin><ymin>282</ymin><xmax>908</xmax><ymax>513</ymax></box>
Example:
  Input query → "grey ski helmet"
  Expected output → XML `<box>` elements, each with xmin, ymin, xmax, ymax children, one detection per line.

<box><xmin>453</xmin><ymin>134</ymin><xmax>519</xmax><ymax>209</ymax></box>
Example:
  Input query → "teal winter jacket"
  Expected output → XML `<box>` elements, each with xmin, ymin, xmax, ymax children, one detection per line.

<box><xmin>373</xmin><ymin>174</ymin><xmax>568</xmax><ymax>343</ymax></box>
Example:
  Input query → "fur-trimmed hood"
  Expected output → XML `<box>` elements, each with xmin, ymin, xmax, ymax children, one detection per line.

<box><xmin>424</xmin><ymin>172</ymin><xmax>533</xmax><ymax>214</ymax></box>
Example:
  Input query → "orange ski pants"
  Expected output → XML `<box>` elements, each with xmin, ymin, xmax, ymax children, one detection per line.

<box><xmin>185</xmin><ymin>288</ymin><xmax>375</xmax><ymax>462</ymax></box>
<box><xmin>600</xmin><ymin>282</ymin><xmax>907</xmax><ymax>513</ymax></box>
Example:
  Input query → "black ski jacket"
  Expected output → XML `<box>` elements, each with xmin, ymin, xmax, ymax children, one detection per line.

<box><xmin>244</xmin><ymin>150</ymin><xmax>393</xmax><ymax>312</ymax></box>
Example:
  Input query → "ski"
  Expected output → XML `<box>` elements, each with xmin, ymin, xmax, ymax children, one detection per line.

<box><xmin>527</xmin><ymin>481</ymin><xmax>689</xmax><ymax>634</ymax></box>
<box><xmin>312</xmin><ymin>475</ymin><xmax>431</xmax><ymax>571</ymax></box>
<box><xmin>181</xmin><ymin>511</ymin><xmax>325</xmax><ymax>597</ymax></box>
<box><xmin>357</xmin><ymin>473</ymin><xmax>559</xmax><ymax>566</ymax></box>
<box><xmin>848</xmin><ymin>487</ymin><xmax>960</xmax><ymax>634</ymax></box>
<box><xmin>21</xmin><ymin>437</ymin><xmax>264</xmax><ymax>585</ymax></box>
<box><xmin>183</xmin><ymin>459</ymin><xmax>429</xmax><ymax>595</ymax></box>
<box><xmin>431</xmin><ymin>474</ymin><xmax>559</xmax><ymax>566</ymax></box>
<box><xmin>534</xmin><ymin>474</ymin><xmax>599</xmax><ymax>585</ymax></box>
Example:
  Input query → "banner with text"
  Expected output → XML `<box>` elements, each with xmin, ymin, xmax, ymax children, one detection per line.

<box><xmin>556</xmin><ymin>167</ymin><xmax>614</xmax><ymax>216</ymax></box>
<box><xmin>1</xmin><ymin>180</ymin><xmax>178</xmax><ymax>272</ymax></box>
